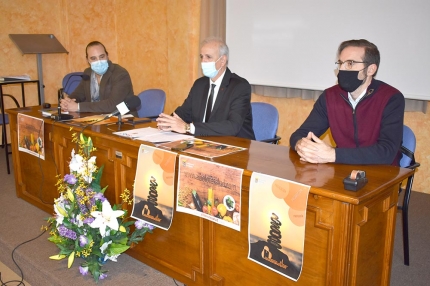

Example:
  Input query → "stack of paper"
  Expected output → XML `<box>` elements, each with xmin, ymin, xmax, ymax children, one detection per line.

<box><xmin>113</xmin><ymin>127</ymin><xmax>193</xmax><ymax>143</ymax></box>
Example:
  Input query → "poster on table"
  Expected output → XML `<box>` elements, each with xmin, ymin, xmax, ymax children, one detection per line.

<box><xmin>176</xmin><ymin>155</ymin><xmax>243</xmax><ymax>231</ymax></box>
<box><xmin>131</xmin><ymin>145</ymin><xmax>177</xmax><ymax>230</ymax></box>
<box><xmin>17</xmin><ymin>113</ymin><xmax>45</xmax><ymax>160</ymax></box>
<box><xmin>248</xmin><ymin>172</ymin><xmax>310</xmax><ymax>281</ymax></box>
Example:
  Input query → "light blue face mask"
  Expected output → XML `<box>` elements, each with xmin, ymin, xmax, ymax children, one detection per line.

<box><xmin>201</xmin><ymin>56</ymin><xmax>222</xmax><ymax>78</ymax></box>
<box><xmin>90</xmin><ymin>60</ymin><xmax>109</xmax><ymax>75</ymax></box>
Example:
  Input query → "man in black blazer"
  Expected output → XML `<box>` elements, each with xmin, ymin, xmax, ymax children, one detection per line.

<box><xmin>156</xmin><ymin>37</ymin><xmax>255</xmax><ymax>140</ymax></box>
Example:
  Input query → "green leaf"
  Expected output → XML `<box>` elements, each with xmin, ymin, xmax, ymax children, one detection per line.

<box><xmin>100</xmin><ymin>185</ymin><xmax>108</xmax><ymax>194</ymax></box>
<box><xmin>92</xmin><ymin>164</ymin><xmax>104</xmax><ymax>186</ymax></box>
<box><xmin>108</xmin><ymin>243</ymin><xmax>129</xmax><ymax>255</ymax></box>
<box><xmin>122</xmin><ymin>221</ymin><xmax>134</xmax><ymax>227</ymax></box>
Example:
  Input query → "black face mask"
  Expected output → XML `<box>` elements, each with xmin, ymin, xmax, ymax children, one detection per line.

<box><xmin>337</xmin><ymin>70</ymin><xmax>365</xmax><ymax>92</ymax></box>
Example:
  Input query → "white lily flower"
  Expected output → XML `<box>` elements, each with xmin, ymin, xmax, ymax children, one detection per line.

<box><xmin>89</xmin><ymin>200</ymin><xmax>124</xmax><ymax>237</ymax></box>
<box><xmin>79</xmin><ymin>156</ymin><xmax>97</xmax><ymax>183</ymax></box>
<box><xmin>53</xmin><ymin>194</ymin><xmax>67</xmax><ymax>226</ymax></box>
<box><xmin>69</xmin><ymin>149</ymin><xmax>84</xmax><ymax>174</ymax></box>
<box><xmin>53</xmin><ymin>203</ymin><xmax>65</xmax><ymax>226</ymax></box>
<box><xmin>100</xmin><ymin>241</ymin><xmax>112</xmax><ymax>253</ymax></box>
<box><xmin>106</xmin><ymin>254</ymin><xmax>120</xmax><ymax>262</ymax></box>
<box><xmin>75</xmin><ymin>214</ymin><xmax>84</xmax><ymax>227</ymax></box>
<box><xmin>99</xmin><ymin>241</ymin><xmax>121</xmax><ymax>262</ymax></box>
<box><xmin>88</xmin><ymin>156</ymin><xmax>97</xmax><ymax>171</ymax></box>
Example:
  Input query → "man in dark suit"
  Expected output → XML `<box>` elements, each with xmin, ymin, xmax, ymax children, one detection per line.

<box><xmin>156</xmin><ymin>37</ymin><xmax>255</xmax><ymax>139</ymax></box>
<box><xmin>60</xmin><ymin>41</ymin><xmax>134</xmax><ymax>113</ymax></box>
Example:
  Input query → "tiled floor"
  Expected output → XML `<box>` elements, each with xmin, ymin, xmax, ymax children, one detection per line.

<box><xmin>0</xmin><ymin>261</ymin><xmax>32</xmax><ymax>286</ymax></box>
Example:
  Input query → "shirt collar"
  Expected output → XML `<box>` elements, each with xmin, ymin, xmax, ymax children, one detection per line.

<box><xmin>348</xmin><ymin>89</ymin><xmax>367</xmax><ymax>109</ymax></box>
<box><xmin>210</xmin><ymin>69</ymin><xmax>226</xmax><ymax>86</ymax></box>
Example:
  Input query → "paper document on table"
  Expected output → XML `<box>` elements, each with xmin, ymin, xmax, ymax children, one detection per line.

<box><xmin>113</xmin><ymin>127</ymin><xmax>193</xmax><ymax>143</ymax></box>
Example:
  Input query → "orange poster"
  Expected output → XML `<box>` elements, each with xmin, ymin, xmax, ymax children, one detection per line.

<box><xmin>131</xmin><ymin>145</ymin><xmax>177</xmax><ymax>230</ymax></box>
<box><xmin>17</xmin><ymin>113</ymin><xmax>45</xmax><ymax>159</ymax></box>
<box><xmin>176</xmin><ymin>155</ymin><xmax>243</xmax><ymax>231</ymax></box>
<box><xmin>248</xmin><ymin>172</ymin><xmax>310</xmax><ymax>281</ymax></box>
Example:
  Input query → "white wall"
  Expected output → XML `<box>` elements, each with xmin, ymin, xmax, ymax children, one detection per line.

<box><xmin>227</xmin><ymin>0</ymin><xmax>430</xmax><ymax>100</ymax></box>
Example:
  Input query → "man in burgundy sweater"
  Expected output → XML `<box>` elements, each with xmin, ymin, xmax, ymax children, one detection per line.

<box><xmin>290</xmin><ymin>39</ymin><xmax>404</xmax><ymax>166</ymax></box>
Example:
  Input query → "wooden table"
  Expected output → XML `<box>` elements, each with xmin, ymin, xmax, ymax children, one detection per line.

<box><xmin>7</xmin><ymin>106</ymin><xmax>412</xmax><ymax>285</ymax></box>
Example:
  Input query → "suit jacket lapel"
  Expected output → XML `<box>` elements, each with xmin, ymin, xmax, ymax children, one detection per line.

<box><xmin>98</xmin><ymin>61</ymin><xmax>113</xmax><ymax>100</ymax></box>
<box><xmin>211</xmin><ymin>68</ymin><xmax>231</xmax><ymax>116</ymax></box>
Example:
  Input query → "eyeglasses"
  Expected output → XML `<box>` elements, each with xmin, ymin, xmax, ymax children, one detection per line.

<box><xmin>335</xmin><ymin>60</ymin><xmax>368</xmax><ymax>70</ymax></box>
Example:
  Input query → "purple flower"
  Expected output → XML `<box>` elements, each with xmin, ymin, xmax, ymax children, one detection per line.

<box><xmin>64</xmin><ymin>174</ymin><xmax>77</xmax><ymax>185</ymax></box>
<box><xmin>135</xmin><ymin>220</ymin><xmax>154</xmax><ymax>230</ymax></box>
<box><xmin>79</xmin><ymin>266</ymin><xmax>89</xmax><ymax>276</ymax></box>
<box><xmin>99</xmin><ymin>273</ymin><xmax>108</xmax><ymax>280</ymax></box>
<box><xmin>57</xmin><ymin>225</ymin><xmax>77</xmax><ymax>240</ymax></box>
<box><xmin>94</xmin><ymin>192</ymin><xmax>106</xmax><ymax>202</ymax></box>
<box><xmin>79</xmin><ymin>235</ymin><xmax>88</xmax><ymax>247</ymax></box>
<box><xmin>79</xmin><ymin>203</ymin><xmax>89</xmax><ymax>214</ymax></box>
<box><xmin>83</xmin><ymin>217</ymin><xmax>95</xmax><ymax>224</ymax></box>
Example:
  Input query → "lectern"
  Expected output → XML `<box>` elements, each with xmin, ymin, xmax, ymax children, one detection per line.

<box><xmin>9</xmin><ymin>34</ymin><xmax>68</xmax><ymax>104</ymax></box>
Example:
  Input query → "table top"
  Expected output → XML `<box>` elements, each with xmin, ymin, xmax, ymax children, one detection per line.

<box><xmin>7</xmin><ymin>105</ymin><xmax>413</xmax><ymax>206</ymax></box>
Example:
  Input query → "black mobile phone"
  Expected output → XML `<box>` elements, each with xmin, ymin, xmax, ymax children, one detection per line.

<box><xmin>171</xmin><ymin>142</ymin><xmax>194</xmax><ymax>151</ymax></box>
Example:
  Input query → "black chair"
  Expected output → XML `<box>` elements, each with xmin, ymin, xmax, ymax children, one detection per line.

<box><xmin>0</xmin><ymin>94</ymin><xmax>20</xmax><ymax>174</ymax></box>
<box><xmin>251</xmin><ymin>102</ymin><xmax>281</xmax><ymax>144</ymax></box>
<box><xmin>398</xmin><ymin>125</ymin><xmax>420</xmax><ymax>266</ymax></box>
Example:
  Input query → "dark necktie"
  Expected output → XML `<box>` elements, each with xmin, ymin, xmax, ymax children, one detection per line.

<box><xmin>205</xmin><ymin>84</ymin><xmax>216</xmax><ymax>122</ymax></box>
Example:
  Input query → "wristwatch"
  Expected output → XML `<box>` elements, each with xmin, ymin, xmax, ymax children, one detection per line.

<box><xmin>185</xmin><ymin>123</ymin><xmax>191</xmax><ymax>133</ymax></box>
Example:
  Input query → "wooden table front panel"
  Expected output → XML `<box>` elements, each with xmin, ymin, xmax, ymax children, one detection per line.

<box><xmin>7</xmin><ymin>107</ymin><xmax>412</xmax><ymax>286</ymax></box>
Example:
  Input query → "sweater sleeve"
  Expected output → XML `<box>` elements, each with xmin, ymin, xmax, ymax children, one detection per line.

<box><xmin>289</xmin><ymin>92</ymin><xmax>330</xmax><ymax>149</ymax></box>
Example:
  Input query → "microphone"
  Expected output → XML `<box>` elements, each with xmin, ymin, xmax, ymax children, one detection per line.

<box><xmin>56</xmin><ymin>74</ymin><xmax>90</xmax><ymax>121</ymax></box>
<box><xmin>104</xmin><ymin>96</ymin><xmax>141</xmax><ymax>119</ymax></box>
<box><xmin>76</xmin><ymin>96</ymin><xmax>141</xmax><ymax>135</ymax></box>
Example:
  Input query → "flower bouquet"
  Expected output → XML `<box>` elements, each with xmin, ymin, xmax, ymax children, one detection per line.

<box><xmin>45</xmin><ymin>133</ymin><xmax>154</xmax><ymax>282</ymax></box>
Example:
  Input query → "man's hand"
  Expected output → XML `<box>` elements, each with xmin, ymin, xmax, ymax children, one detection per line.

<box><xmin>295</xmin><ymin>132</ymin><xmax>335</xmax><ymax>163</ymax></box>
<box><xmin>60</xmin><ymin>97</ymin><xmax>78</xmax><ymax>112</ymax></box>
<box><xmin>156</xmin><ymin>112</ymin><xmax>187</xmax><ymax>133</ymax></box>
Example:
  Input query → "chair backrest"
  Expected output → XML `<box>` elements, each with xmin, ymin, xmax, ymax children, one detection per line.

<box><xmin>400</xmin><ymin>125</ymin><xmax>417</xmax><ymax>168</ymax></box>
<box><xmin>251</xmin><ymin>102</ymin><xmax>279</xmax><ymax>141</ymax></box>
<box><xmin>136</xmin><ymin>89</ymin><xmax>166</xmax><ymax>118</ymax></box>
<box><xmin>0</xmin><ymin>94</ymin><xmax>20</xmax><ymax>124</ymax></box>
<box><xmin>62</xmin><ymin>72</ymin><xmax>85</xmax><ymax>94</ymax></box>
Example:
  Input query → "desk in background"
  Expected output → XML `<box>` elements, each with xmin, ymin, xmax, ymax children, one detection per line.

<box><xmin>1</xmin><ymin>80</ymin><xmax>40</xmax><ymax>174</ymax></box>
<box><xmin>7</xmin><ymin>106</ymin><xmax>413</xmax><ymax>285</ymax></box>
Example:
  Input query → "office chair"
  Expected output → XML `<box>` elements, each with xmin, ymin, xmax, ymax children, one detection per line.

<box><xmin>62</xmin><ymin>72</ymin><xmax>85</xmax><ymax>95</ymax></box>
<box><xmin>0</xmin><ymin>94</ymin><xmax>20</xmax><ymax>174</ymax></box>
<box><xmin>251</xmin><ymin>102</ymin><xmax>281</xmax><ymax>144</ymax></box>
<box><xmin>136</xmin><ymin>89</ymin><xmax>166</xmax><ymax>120</ymax></box>
<box><xmin>398</xmin><ymin>125</ymin><xmax>420</xmax><ymax>266</ymax></box>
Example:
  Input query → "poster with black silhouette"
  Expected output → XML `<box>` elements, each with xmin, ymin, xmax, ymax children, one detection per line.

<box><xmin>17</xmin><ymin>113</ymin><xmax>45</xmax><ymax>159</ymax></box>
<box><xmin>131</xmin><ymin>145</ymin><xmax>177</xmax><ymax>230</ymax></box>
<box><xmin>248</xmin><ymin>172</ymin><xmax>310</xmax><ymax>281</ymax></box>
<box><xmin>176</xmin><ymin>155</ymin><xmax>243</xmax><ymax>231</ymax></box>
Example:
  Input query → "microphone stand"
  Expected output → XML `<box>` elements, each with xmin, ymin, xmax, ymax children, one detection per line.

<box><xmin>116</xmin><ymin>113</ymin><xmax>123</xmax><ymax>130</ymax></box>
<box><xmin>55</xmin><ymin>88</ymin><xmax>73</xmax><ymax>121</ymax></box>
<box><xmin>53</xmin><ymin>73</ymin><xmax>87</xmax><ymax>121</ymax></box>
<box><xmin>57</xmin><ymin>88</ymin><xmax>63</xmax><ymax>117</ymax></box>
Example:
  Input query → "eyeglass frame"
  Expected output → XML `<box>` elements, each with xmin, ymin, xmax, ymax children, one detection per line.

<box><xmin>335</xmin><ymin>60</ymin><xmax>369</xmax><ymax>70</ymax></box>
